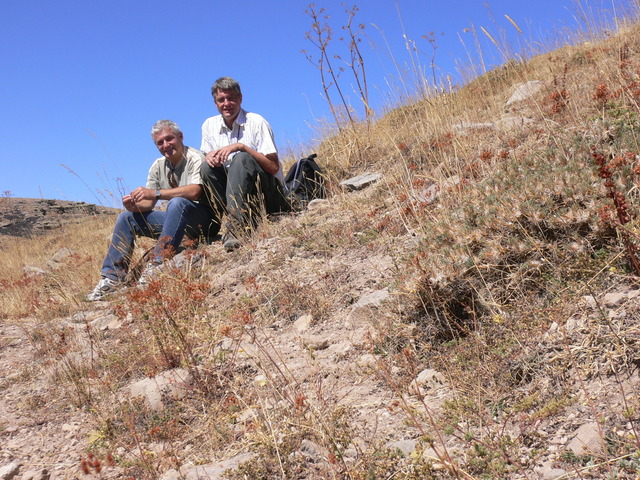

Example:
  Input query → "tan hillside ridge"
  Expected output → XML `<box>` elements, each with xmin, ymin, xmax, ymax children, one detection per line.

<box><xmin>4</xmin><ymin>17</ymin><xmax>640</xmax><ymax>480</ymax></box>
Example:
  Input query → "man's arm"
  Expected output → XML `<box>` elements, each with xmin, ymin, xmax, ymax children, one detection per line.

<box><xmin>122</xmin><ymin>194</ymin><xmax>154</xmax><ymax>213</ymax></box>
<box><xmin>130</xmin><ymin>184</ymin><xmax>203</xmax><ymax>204</ymax></box>
<box><xmin>205</xmin><ymin>143</ymin><xmax>279</xmax><ymax>175</ymax></box>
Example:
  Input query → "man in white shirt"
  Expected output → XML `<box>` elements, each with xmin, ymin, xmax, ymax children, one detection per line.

<box><xmin>87</xmin><ymin>120</ymin><xmax>214</xmax><ymax>300</ymax></box>
<box><xmin>200</xmin><ymin>77</ymin><xmax>289</xmax><ymax>251</ymax></box>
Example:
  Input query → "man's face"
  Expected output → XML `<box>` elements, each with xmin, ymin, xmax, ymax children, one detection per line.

<box><xmin>214</xmin><ymin>88</ymin><xmax>242</xmax><ymax>126</ymax></box>
<box><xmin>153</xmin><ymin>128</ymin><xmax>184</xmax><ymax>163</ymax></box>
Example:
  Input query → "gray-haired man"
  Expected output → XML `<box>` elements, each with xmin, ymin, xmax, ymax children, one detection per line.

<box><xmin>87</xmin><ymin>120</ymin><xmax>214</xmax><ymax>300</ymax></box>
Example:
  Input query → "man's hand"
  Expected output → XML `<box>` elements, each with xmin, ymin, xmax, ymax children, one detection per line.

<box><xmin>130</xmin><ymin>186</ymin><xmax>154</xmax><ymax>204</ymax></box>
<box><xmin>205</xmin><ymin>143</ymin><xmax>279</xmax><ymax>175</ymax></box>
<box><xmin>122</xmin><ymin>194</ymin><xmax>136</xmax><ymax>210</ymax></box>
<box><xmin>205</xmin><ymin>143</ymin><xmax>243</xmax><ymax>167</ymax></box>
<box><xmin>122</xmin><ymin>189</ymin><xmax>155</xmax><ymax>212</ymax></box>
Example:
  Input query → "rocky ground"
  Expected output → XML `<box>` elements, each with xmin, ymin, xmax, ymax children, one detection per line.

<box><xmin>2</xmin><ymin>198</ymin><xmax>640</xmax><ymax>479</ymax></box>
<box><xmin>0</xmin><ymin>198</ymin><xmax>115</xmax><ymax>239</ymax></box>
<box><xmin>3</xmin><ymin>72</ymin><xmax>640</xmax><ymax>478</ymax></box>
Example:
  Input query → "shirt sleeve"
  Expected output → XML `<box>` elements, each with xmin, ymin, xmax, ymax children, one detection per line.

<box><xmin>146</xmin><ymin>160</ymin><xmax>161</xmax><ymax>189</ymax></box>
<box><xmin>183</xmin><ymin>149</ymin><xmax>204</xmax><ymax>185</ymax></box>
<box><xmin>255</xmin><ymin>119</ymin><xmax>277</xmax><ymax>156</ymax></box>
<box><xmin>201</xmin><ymin>118</ymin><xmax>216</xmax><ymax>153</ymax></box>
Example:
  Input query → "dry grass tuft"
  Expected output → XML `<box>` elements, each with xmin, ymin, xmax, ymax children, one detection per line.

<box><xmin>9</xmin><ymin>6</ymin><xmax>640</xmax><ymax>480</ymax></box>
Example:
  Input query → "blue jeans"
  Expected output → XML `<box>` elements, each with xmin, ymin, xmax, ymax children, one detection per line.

<box><xmin>100</xmin><ymin>197</ymin><xmax>214</xmax><ymax>281</ymax></box>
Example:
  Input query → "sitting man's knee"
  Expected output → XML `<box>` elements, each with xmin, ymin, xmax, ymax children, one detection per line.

<box><xmin>116</xmin><ymin>210</ymin><xmax>135</xmax><ymax>226</ymax></box>
<box><xmin>201</xmin><ymin>161</ymin><xmax>215</xmax><ymax>177</ymax></box>
<box><xmin>166</xmin><ymin>196</ymin><xmax>191</xmax><ymax>211</ymax></box>
<box><xmin>229</xmin><ymin>152</ymin><xmax>258</xmax><ymax>172</ymax></box>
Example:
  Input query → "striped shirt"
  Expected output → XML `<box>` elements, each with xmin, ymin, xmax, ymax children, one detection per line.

<box><xmin>200</xmin><ymin>108</ymin><xmax>283</xmax><ymax>183</ymax></box>
<box><xmin>146</xmin><ymin>146</ymin><xmax>205</xmax><ymax>190</ymax></box>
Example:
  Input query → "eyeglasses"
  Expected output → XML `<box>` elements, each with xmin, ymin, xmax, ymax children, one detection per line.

<box><xmin>215</xmin><ymin>94</ymin><xmax>241</xmax><ymax>105</ymax></box>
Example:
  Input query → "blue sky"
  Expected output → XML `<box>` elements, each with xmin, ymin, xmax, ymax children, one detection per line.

<box><xmin>0</xmin><ymin>0</ymin><xmax>630</xmax><ymax>205</ymax></box>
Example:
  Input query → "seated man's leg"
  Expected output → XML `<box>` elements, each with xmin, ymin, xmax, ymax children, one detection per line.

<box><xmin>100</xmin><ymin>210</ymin><xmax>164</xmax><ymax>281</ymax></box>
<box><xmin>152</xmin><ymin>197</ymin><xmax>213</xmax><ymax>263</ymax></box>
<box><xmin>225</xmin><ymin>152</ymin><xmax>286</xmax><ymax>234</ymax></box>
<box><xmin>200</xmin><ymin>162</ymin><xmax>227</xmax><ymax>238</ymax></box>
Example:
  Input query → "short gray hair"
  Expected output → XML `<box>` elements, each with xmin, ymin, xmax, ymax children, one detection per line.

<box><xmin>211</xmin><ymin>77</ymin><xmax>241</xmax><ymax>97</ymax></box>
<box><xmin>151</xmin><ymin>119</ymin><xmax>181</xmax><ymax>138</ymax></box>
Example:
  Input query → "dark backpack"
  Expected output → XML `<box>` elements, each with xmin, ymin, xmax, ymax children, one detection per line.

<box><xmin>284</xmin><ymin>154</ymin><xmax>325</xmax><ymax>208</ymax></box>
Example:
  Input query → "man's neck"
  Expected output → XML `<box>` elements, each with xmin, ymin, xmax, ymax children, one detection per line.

<box><xmin>167</xmin><ymin>147</ymin><xmax>185</xmax><ymax>166</ymax></box>
<box><xmin>224</xmin><ymin>117</ymin><xmax>237</xmax><ymax>129</ymax></box>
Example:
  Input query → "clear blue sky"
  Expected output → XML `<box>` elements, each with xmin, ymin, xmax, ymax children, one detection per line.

<box><xmin>0</xmin><ymin>0</ymin><xmax>629</xmax><ymax>205</ymax></box>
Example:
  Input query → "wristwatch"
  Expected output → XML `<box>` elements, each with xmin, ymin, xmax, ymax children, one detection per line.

<box><xmin>155</xmin><ymin>189</ymin><xmax>162</xmax><ymax>199</ymax></box>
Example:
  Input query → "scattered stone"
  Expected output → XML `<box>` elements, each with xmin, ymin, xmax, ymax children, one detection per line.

<box><xmin>307</xmin><ymin>199</ymin><xmax>330</xmax><ymax>211</ymax></box>
<box><xmin>340</xmin><ymin>173</ymin><xmax>381</xmax><ymax>191</ymax></box>
<box><xmin>415</xmin><ymin>368</ymin><xmax>446</xmax><ymax>387</ymax></box>
<box><xmin>564</xmin><ymin>316</ymin><xmax>583</xmax><ymax>332</ymax></box>
<box><xmin>69</xmin><ymin>309</ymin><xmax>111</xmax><ymax>324</ymax></box>
<box><xmin>387</xmin><ymin>438</ymin><xmax>417</xmax><ymax>457</ymax></box>
<box><xmin>628</xmin><ymin>289</ymin><xmax>640</xmax><ymax>299</ymax></box>
<box><xmin>356</xmin><ymin>354</ymin><xmax>378</xmax><ymax>368</ymax></box>
<box><xmin>354</xmin><ymin>289</ymin><xmax>389</xmax><ymax>308</ymax></box>
<box><xmin>603</xmin><ymin>291</ymin><xmax>627</xmax><ymax>307</ymax></box>
<box><xmin>171</xmin><ymin>250</ymin><xmax>205</xmax><ymax>272</ymax></box>
<box><xmin>61</xmin><ymin>423</ymin><xmax>79</xmax><ymax>433</ymax></box>
<box><xmin>410</xmin><ymin>369</ymin><xmax>448</xmax><ymax>397</ymax></box>
<box><xmin>567</xmin><ymin>422</ymin><xmax>604</xmax><ymax>456</ymax></box>
<box><xmin>294</xmin><ymin>314</ymin><xmax>313</xmax><ymax>333</ymax></box>
<box><xmin>46</xmin><ymin>248</ymin><xmax>74</xmax><ymax>269</ymax></box>
<box><xmin>89</xmin><ymin>313</ymin><xmax>122</xmax><ymax>331</ymax></box>
<box><xmin>159</xmin><ymin>468</ymin><xmax>180</xmax><ymax>480</ymax></box>
<box><xmin>506</xmin><ymin>81</ymin><xmax>545</xmax><ymax>106</ymax></box>
<box><xmin>22</xmin><ymin>266</ymin><xmax>46</xmax><ymax>277</ymax></box>
<box><xmin>0</xmin><ymin>461</ymin><xmax>20</xmax><ymax>480</ymax></box>
<box><xmin>236</xmin><ymin>406</ymin><xmax>260</xmax><ymax>425</ymax></box>
<box><xmin>582</xmin><ymin>295</ymin><xmax>597</xmax><ymax>309</ymax></box>
<box><xmin>128</xmin><ymin>368</ymin><xmax>191</xmax><ymax>410</ymax></box>
<box><xmin>534</xmin><ymin>461</ymin><xmax>567</xmax><ymax>480</ymax></box>
<box><xmin>342</xmin><ymin>438</ymin><xmax>367</xmax><ymax>460</ymax></box>
<box><xmin>299</xmin><ymin>439</ymin><xmax>328</xmax><ymax>463</ymax></box>
<box><xmin>328</xmin><ymin>340</ymin><xmax>353</xmax><ymax>357</ymax></box>
<box><xmin>159</xmin><ymin>453</ymin><xmax>255</xmax><ymax>480</ymax></box>
<box><xmin>303</xmin><ymin>338</ymin><xmax>329</xmax><ymax>351</ymax></box>
<box><xmin>453</xmin><ymin>122</ymin><xmax>495</xmax><ymax>133</ymax></box>
<box><xmin>416</xmin><ymin>175</ymin><xmax>461</xmax><ymax>204</ymax></box>
<box><xmin>21</xmin><ymin>469</ymin><xmax>50</xmax><ymax>480</ymax></box>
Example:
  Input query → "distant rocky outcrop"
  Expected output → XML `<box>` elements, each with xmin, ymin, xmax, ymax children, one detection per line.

<box><xmin>0</xmin><ymin>198</ymin><xmax>116</xmax><ymax>238</ymax></box>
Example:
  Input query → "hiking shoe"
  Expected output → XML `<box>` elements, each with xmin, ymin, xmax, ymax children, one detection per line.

<box><xmin>222</xmin><ymin>232</ymin><xmax>241</xmax><ymax>252</ymax></box>
<box><xmin>138</xmin><ymin>263</ymin><xmax>162</xmax><ymax>287</ymax></box>
<box><xmin>87</xmin><ymin>277</ymin><xmax>121</xmax><ymax>301</ymax></box>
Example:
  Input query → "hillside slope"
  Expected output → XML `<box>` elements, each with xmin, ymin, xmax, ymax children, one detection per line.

<box><xmin>3</xmin><ymin>21</ymin><xmax>640</xmax><ymax>480</ymax></box>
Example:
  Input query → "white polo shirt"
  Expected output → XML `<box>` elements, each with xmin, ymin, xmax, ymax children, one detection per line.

<box><xmin>201</xmin><ymin>108</ymin><xmax>283</xmax><ymax>183</ymax></box>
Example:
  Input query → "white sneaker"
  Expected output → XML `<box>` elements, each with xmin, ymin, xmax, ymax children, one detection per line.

<box><xmin>138</xmin><ymin>263</ymin><xmax>162</xmax><ymax>287</ymax></box>
<box><xmin>87</xmin><ymin>277</ymin><xmax>121</xmax><ymax>301</ymax></box>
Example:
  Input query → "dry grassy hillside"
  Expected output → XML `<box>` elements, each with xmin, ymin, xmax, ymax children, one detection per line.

<box><xmin>4</xmin><ymin>14</ymin><xmax>640</xmax><ymax>480</ymax></box>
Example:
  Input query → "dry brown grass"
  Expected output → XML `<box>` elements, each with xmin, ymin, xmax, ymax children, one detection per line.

<box><xmin>7</xmin><ymin>8</ymin><xmax>640</xmax><ymax>480</ymax></box>
<box><xmin>0</xmin><ymin>214</ymin><xmax>119</xmax><ymax>321</ymax></box>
